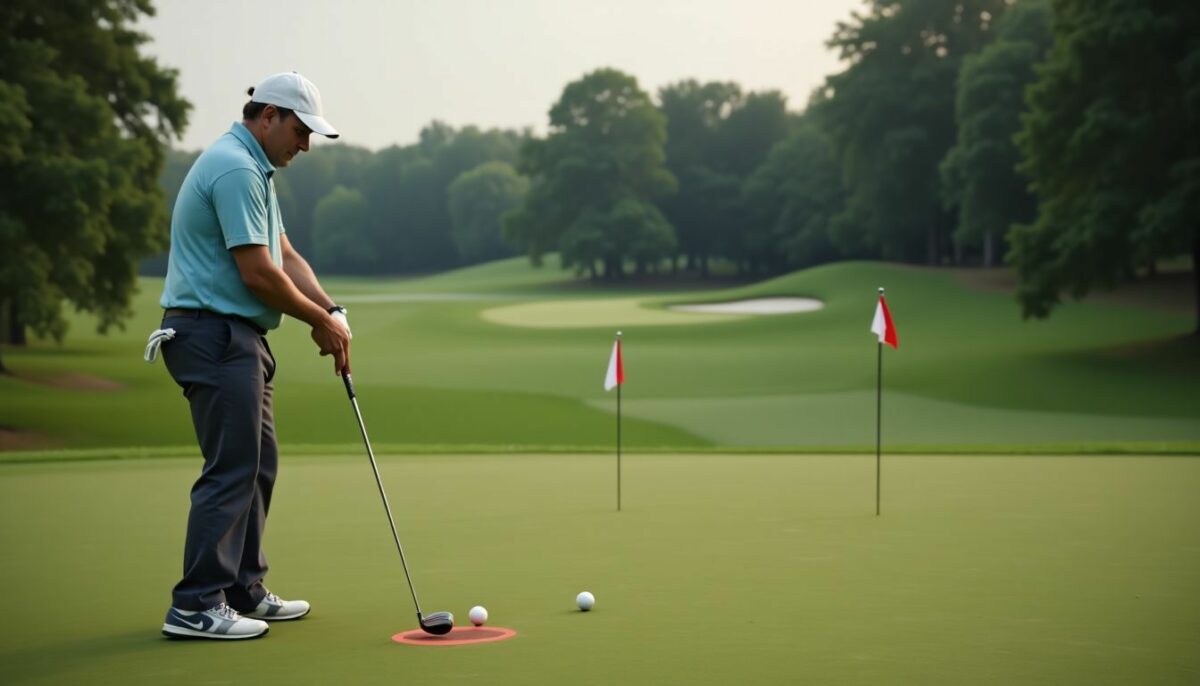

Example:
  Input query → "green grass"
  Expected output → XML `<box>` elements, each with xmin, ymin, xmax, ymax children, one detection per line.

<box><xmin>3</xmin><ymin>259</ymin><xmax>1196</xmax><ymax>682</ymax></box>
<box><xmin>1</xmin><ymin>258</ymin><xmax>1197</xmax><ymax>454</ymax></box>
<box><xmin>1</xmin><ymin>453</ymin><xmax>1198</xmax><ymax>684</ymax></box>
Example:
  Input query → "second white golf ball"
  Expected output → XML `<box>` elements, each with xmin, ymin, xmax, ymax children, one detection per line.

<box><xmin>468</xmin><ymin>605</ymin><xmax>488</xmax><ymax>626</ymax></box>
<box><xmin>576</xmin><ymin>591</ymin><xmax>595</xmax><ymax>611</ymax></box>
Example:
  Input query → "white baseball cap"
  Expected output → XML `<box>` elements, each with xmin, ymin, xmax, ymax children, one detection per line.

<box><xmin>250</xmin><ymin>72</ymin><xmax>339</xmax><ymax>138</ymax></box>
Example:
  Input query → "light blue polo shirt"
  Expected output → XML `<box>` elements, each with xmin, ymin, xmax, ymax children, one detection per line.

<box><xmin>160</xmin><ymin>122</ymin><xmax>285</xmax><ymax>331</ymax></box>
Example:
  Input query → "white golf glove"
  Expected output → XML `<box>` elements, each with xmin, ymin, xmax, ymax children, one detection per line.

<box><xmin>143</xmin><ymin>327</ymin><xmax>176</xmax><ymax>363</ymax></box>
<box><xmin>329</xmin><ymin>306</ymin><xmax>352</xmax><ymax>339</ymax></box>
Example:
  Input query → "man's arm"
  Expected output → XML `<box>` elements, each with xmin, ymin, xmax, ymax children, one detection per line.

<box><xmin>231</xmin><ymin>244</ymin><xmax>350</xmax><ymax>374</ymax></box>
<box><xmin>280</xmin><ymin>233</ymin><xmax>336</xmax><ymax>310</ymax></box>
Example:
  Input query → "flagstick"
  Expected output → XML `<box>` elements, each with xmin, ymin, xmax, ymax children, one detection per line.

<box><xmin>875</xmin><ymin>287</ymin><xmax>884</xmax><ymax>517</ymax></box>
<box><xmin>616</xmin><ymin>331</ymin><xmax>623</xmax><ymax>513</ymax></box>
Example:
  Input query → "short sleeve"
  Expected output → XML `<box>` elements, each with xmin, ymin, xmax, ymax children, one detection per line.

<box><xmin>211</xmin><ymin>168</ymin><xmax>270</xmax><ymax>249</ymax></box>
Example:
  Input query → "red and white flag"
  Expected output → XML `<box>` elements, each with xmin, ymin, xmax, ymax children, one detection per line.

<box><xmin>871</xmin><ymin>295</ymin><xmax>899</xmax><ymax>349</ymax></box>
<box><xmin>604</xmin><ymin>338</ymin><xmax>624</xmax><ymax>391</ymax></box>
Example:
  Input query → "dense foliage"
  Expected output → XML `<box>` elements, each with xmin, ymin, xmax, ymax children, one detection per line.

<box><xmin>8</xmin><ymin>0</ymin><xmax>1197</xmax><ymax>364</ymax></box>
<box><xmin>1011</xmin><ymin>0</ymin><xmax>1199</xmax><ymax>330</ymax></box>
<box><xmin>0</xmin><ymin>0</ymin><xmax>189</xmax><ymax>366</ymax></box>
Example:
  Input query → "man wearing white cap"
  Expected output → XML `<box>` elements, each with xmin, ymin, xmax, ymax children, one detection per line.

<box><xmin>155</xmin><ymin>72</ymin><xmax>350</xmax><ymax>640</ymax></box>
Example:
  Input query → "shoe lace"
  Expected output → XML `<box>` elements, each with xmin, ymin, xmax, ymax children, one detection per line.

<box><xmin>213</xmin><ymin>603</ymin><xmax>241</xmax><ymax>620</ymax></box>
<box><xmin>264</xmin><ymin>591</ymin><xmax>281</xmax><ymax>604</ymax></box>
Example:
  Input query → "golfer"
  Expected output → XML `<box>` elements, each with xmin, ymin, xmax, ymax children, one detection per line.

<box><xmin>153</xmin><ymin>72</ymin><xmax>351</xmax><ymax>640</ymax></box>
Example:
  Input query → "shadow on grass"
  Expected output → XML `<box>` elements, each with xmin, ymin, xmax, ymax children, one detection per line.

<box><xmin>2</xmin><ymin>628</ymin><xmax>268</xmax><ymax>684</ymax></box>
<box><xmin>1098</xmin><ymin>333</ymin><xmax>1200</xmax><ymax>370</ymax></box>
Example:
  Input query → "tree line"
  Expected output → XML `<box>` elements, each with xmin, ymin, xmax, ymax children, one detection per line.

<box><xmin>501</xmin><ymin>0</ymin><xmax>1197</xmax><ymax>337</ymax></box>
<box><xmin>511</xmin><ymin>0</ymin><xmax>1195</xmax><ymax>333</ymax></box>
<box><xmin>164</xmin><ymin>0</ymin><xmax>1199</xmax><ymax>330</ymax></box>
<box><xmin>147</xmin><ymin>123</ymin><xmax>529</xmax><ymax>277</ymax></box>
<box><xmin>2</xmin><ymin>0</ymin><xmax>1197</xmax><ymax>372</ymax></box>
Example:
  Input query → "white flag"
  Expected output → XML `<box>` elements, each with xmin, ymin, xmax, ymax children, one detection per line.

<box><xmin>870</xmin><ymin>294</ymin><xmax>899</xmax><ymax>349</ymax></box>
<box><xmin>604</xmin><ymin>339</ymin><xmax>624</xmax><ymax>391</ymax></box>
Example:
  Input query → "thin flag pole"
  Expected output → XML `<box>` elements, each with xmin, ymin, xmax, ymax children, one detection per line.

<box><xmin>876</xmin><ymin>333</ymin><xmax>882</xmax><ymax>516</ymax></box>
<box><xmin>870</xmin><ymin>286</ymin><xmax>898</xmax><ymax>517</ymax></box>
<box><xmin>617</xmin><ymin>331</ymin><xmax>622</xmax><ymax>513</ymax></box>
<box><xmin>875</xmin><ymin>287</ymin><xmax>884</xmax><ymax>517</ymax></box>
<box><xmin>604</xmin><ymin>331</ymin><xmax>625</xmax><ymax>512</ymax></box>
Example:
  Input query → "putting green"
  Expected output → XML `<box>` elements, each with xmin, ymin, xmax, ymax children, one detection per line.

<box><xmin>1</xmin><ymin>453</ymin><xmax>1197</xmax><ymax>684</ymax></box>
<box><xmin>480</xmin><ymin>297</ymin><xmax>748</xmax><ymax>328</ymax></box>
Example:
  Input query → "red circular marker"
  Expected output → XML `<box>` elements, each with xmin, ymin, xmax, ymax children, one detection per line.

<box><xmin>391</xmin><ymin>626</ymin><xmax>517</xmax><ymax>646</ymax></box>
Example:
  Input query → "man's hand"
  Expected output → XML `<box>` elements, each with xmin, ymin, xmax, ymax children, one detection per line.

<box><xmin>329</xmin><ymin>306</ymin><xmax>352</xmax><ymax>339</ymax></box>
<box><xmin>311</xmin><ymin>313</ymin><xmax>352</xmax><ymax>375</ymax></box>
<box><xmin>232</xmin><ymin>245</ymin><xmax>351</xmax><ymax>373</ymax></box>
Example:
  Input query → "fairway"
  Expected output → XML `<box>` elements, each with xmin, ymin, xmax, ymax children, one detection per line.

<box><xmin>1</xmin><ymin>259</ymin><xmax>1196</xmax><ymax>681</ymax></box>
<box><xmin>1</xmin><ymin>453</ymin><xmax>1198</xmax><ymax>684</ymax></box>
<box><xmin>1</xmin><ymin>259</ymin><xmax>1197</xmax><ymax>454</ymax></box>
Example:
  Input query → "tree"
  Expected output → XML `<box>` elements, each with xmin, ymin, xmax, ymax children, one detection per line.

<box><xmin>712</xmin><ymin>91</ymin><xmax>792</xmax><ymax>272</ymax></box>
<box><xmin>421</xmin><ymin>124</ymin><xmax>522</xmax><ymax>268</ymax></box>
<box><xmin>711</xmin><ymin>90</ymin><xmax>792</xmax><ymax>178</ymax></box>
<box><xmin>312</xmin><ymin>186</ymin><xmax>374</xmax><ymax>272</ymax></box>
<box><xmin>742</xmin><ymin>124</ymin><xmax>846</xmax><ymax>271</ymax></box>
<box><xmin>0</xmin><ymin>0</ymin><xmax>189</xmax><ymax>371</ymax></box>
<box><xmin>1010</xmin><ymin>0</ymin><xmax>1200</xmax><ymax>333</ymax></box>
<box><xmin>275</xmin><ymin>143</ymin><xmax>373</xmax><ymax>257</ymax></box>
<box><xmin>359</xmin><ymin>123</ymin><xmax>523</xmax><ymax>273</ymax></box>
<box><xmin>505</xmin><ymin>68</ymin><xmax>677</xmax><ymax>278</ymax></box>
<box><xmin>447</xmin><ymin>161</ymin><xmax>528</xmax><ymax>264</ymax></box>
<box><xmin>941</xmin><ymin>0</ymin><xmax>1052</xmax><ymax>266</ymax></box>
<box><xmin>363</xmin><ymin>153</ymin><xmax>448</xmax><ymax>272</ymax></box>
<box><xmin>558</xmin><ymin>197</ymin><xmax>677</xmax><ymax>278</ymax></box>
<box><xmin>658</xmin><ymin>80</ymin><xmax>742</xmax><ymax>275</ymax></box>
<box><xmin>818</xmin><ymin>0</ymin><xmax>1010</xmax><ymax>264</ymax></box>
<box><xmin>657</xmin><ymin>81</ymin><xmax>792</xmax><ymax>275</ymax></box>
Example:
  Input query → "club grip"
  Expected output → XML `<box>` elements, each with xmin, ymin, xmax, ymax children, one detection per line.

<box><xmin>342</xmin><ymin>373</ymin><xmax>356</xmax><ymax>399</ymax></box>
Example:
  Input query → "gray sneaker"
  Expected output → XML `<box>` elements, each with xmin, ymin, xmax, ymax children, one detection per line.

<box><xmin>242</xmin><ymin>591</ymin><xmax>311</xmax><ymax>621</ymax></box>
<box><xmin>162</xmin><ymin>603</ymin><xmax>269</xmax><ymax>640</ymax></box>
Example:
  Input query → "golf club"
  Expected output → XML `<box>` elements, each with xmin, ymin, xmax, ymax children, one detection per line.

<box><xmin>342</xmin><ymin>373</ymin><xmax>454</xmax><ymax>635</ymax></box>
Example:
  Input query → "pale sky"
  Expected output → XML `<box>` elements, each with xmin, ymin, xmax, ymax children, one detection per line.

<box><xmin>141</xmin><ymin>0</ymin><xmax>862</xmax><ymax>151</ymax></box>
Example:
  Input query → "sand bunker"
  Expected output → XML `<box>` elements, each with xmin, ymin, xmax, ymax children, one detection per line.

<box><xmin>669</xmin><ymin>297</ymin><xmax>823</xmax><ymax>315</ymax></box>
<box><xmin>481</xmin><ymin>296</ymin><xmax>823</xmax><ymax>328</ymax></box>
<box><xmin>482</xmin><ymin>297</ymin><xmax>743</xmax><ymax>328</ymax></box>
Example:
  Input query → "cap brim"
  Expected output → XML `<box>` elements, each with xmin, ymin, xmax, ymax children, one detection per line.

<box><xmin>295</xmin><ymin>111</ymin><xmax>339</xmax><ymax>139</ymax></box>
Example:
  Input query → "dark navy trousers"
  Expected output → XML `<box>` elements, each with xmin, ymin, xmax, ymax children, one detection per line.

<box><xmin>160</xmin><ymin>311</ymin><xmax>277</xmax><ymax>612</ymax></box>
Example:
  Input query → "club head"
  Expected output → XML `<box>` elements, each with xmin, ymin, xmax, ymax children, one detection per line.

<box><xmin>419</xmin><ymin>611</ymin><xmax>454</xmax><ymax>635</ymax></box>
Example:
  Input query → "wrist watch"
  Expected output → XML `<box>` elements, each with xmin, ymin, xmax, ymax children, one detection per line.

<box><xmin>327</xmin><ymin>305</ymin><xmax>347</xmax><ymax>315</ymax></box>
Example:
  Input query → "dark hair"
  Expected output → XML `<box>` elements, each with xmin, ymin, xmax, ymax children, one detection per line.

<box><xmin>242</xmin><ymin>87</ymin><xmax>294</xmax><ymax>121</ymax></box>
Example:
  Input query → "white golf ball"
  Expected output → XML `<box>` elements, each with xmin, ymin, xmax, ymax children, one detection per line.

<box><xmin>468</xmin><ymin>605</ymin><xmax>488</xmax><ymax>626</ymax></box>
<box><xmin>576</xmin><ymin>591</ymin><xmax>595</xmax><ymax>611</ymax></box>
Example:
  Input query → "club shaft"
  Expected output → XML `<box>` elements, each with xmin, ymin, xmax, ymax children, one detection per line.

<box><xmin>344</xmin><ymin>375</ymin><xmax>424</xmax><ymax>619</ymax></box>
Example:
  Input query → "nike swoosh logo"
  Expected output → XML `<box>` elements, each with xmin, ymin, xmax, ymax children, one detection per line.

<box><xmin>169</xmin><ymin>611</ymin><xmax>213</xmax><ymax>631</ymax></box>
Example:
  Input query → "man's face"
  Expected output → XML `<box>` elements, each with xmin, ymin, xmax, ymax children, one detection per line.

<box><xmin>260</xmin><ymin>105</ymin><xmax>312</xmax><ymax>167</ymax></box>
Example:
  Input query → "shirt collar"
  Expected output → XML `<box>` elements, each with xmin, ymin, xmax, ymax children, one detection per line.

<box><xmin>229</xmin><ymin>122</ymin><xmax>276</xmax><ymax>178</ymax></box>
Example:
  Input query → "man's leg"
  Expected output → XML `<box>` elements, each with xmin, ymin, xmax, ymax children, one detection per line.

<box><xmin>226</xmin><ymin>339</ymin><xmax>278</xmax><ymax>611</ymax></box>
<box><xmin>163</xmin><ymin>319</ymin><xmax>267</xmax><ymax>611</ymax></box>
<box><xmin>227</xmin><ymin>336</ymin><xmax>310</xmax><ymax>621</ymax></box>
